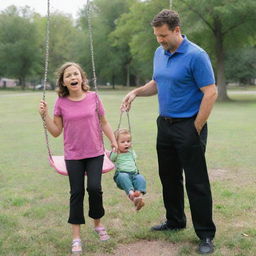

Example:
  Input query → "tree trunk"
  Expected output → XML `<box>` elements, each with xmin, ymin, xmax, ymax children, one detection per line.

<box><xmin>112</xmin><ymin>74</ymin><xmax>115</xmax><ymax>89</ymax></box>
<box><xmin>135</xmin><ymin>75</ymin><xmax>140</xmax><ymax>86</ymax></box>
<box><xmin>19</xmin><ymin>77</ymin><xmax>26</xmax><ymax>90</ymax></box>
<box><xmin>126</xmin><ymin>63</ymin><xmax>130</xmax><ymax>87</ymax></box>
<box><xmin>214</xmin><ymin>17</ymin><xmax>229</xmax><ymax>101</ymax></box>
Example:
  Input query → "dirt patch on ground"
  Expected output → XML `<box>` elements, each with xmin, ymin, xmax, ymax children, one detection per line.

<box><xmin>209</xmin><ymin>168</ymin><xmax>229</xmax><ymax>181</ymax></box>
<box><xmin>95</xmin><ymin>240</ymin><xmax>179</xmax><ymax>256</ymax></box>
<box><xmin>209</xmin><ymin>168</ymin><xmax>255</xmax><ymax>184</ymax></box>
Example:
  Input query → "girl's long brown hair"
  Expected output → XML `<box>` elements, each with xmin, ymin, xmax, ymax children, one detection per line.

<box><xmin>56</xmin><ymin>62</ymin><xmax>90</xmax><ymax>97</ymax></box>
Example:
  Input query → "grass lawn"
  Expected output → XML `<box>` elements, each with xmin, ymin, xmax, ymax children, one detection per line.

<box><xmin>0</xmin><ymin>89</ymin><xmax>255</xmax><ymax>256</ymax></box>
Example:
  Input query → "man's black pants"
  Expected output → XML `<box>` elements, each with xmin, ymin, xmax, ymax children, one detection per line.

<box><xmin>156</xmin><ymin>116</ymin><xmax>216</xmax><ymax>239</ymax></box>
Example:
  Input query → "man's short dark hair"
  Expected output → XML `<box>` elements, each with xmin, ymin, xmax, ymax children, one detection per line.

<box><xmin>151</xmin><ymin>9</ymin><xmax>180</xmax><ymax>31</ymax></box>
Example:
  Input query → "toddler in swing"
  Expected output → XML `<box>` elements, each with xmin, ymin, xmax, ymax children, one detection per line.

<box><xmin>110</xmin><ymin>128</ymin><xmax>146</xmax><ymax>211</ymax></box>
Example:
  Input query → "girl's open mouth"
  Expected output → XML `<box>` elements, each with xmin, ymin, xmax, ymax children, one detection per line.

<box><xmin>71</xmin><ymin>82</ymin><xmax>78</xmax><ymax>86</ymax></box>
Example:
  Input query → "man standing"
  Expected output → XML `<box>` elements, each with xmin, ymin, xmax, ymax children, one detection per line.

<box><xmin>122</xmin><ymin>9</ymin><xmax>217</xmax><ymax>254</ymax></box>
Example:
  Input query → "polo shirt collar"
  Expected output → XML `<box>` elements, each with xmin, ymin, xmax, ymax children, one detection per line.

<box><xmin>164</xmin><ymin>35</ymin><xmax>188</xmax><ymax>56</ymax></box>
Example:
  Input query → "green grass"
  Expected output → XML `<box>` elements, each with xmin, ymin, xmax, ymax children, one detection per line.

<box><xmin>0</xmin><ymin>90</ymin><xmax>255</xmax><ymax>256</ymax></box>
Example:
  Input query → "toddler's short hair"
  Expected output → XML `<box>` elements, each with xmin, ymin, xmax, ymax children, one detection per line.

<box><xmin>114</xmin><ymin>128</ymin><xmax>131</xmax><ymax>140</ymax></box>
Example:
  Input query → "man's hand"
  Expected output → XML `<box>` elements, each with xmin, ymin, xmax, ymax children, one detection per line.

<box><xmin>121</xmin><ymin>91</ymin><xmax>137</xmax><ymax>112</ymax></box>
<box><xmin>195</xmin><ymin>84</ymin><xmax>218</xmax><ymax>134</ymax></box>
<box><xmin>194</xmin><ymin>120</ymin><xmax>203</xmax><ymax>135</ymax></box>
<box><xmin>120</xmin><ymin>80</ymin><xmax>157</xmax><ymax>112</ymax></box>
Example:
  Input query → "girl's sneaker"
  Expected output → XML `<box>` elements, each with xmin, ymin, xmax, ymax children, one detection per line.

<box><xmin>71</xmin><ymin>239</ymin><xmax>82</xmax><ymax>253</ymax></box>
<box><xmin>95</xmin><ymin>226</ymin><xmax>110</xmax><ymax>241</ymax></box>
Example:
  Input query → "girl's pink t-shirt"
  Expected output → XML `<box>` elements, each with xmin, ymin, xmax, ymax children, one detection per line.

<box><xmin>54</xmin><ymin>91</ymin><xmax>105</xmax><ymax>160</ymax></box>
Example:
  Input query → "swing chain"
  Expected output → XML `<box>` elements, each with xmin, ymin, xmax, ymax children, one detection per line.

<box><xmin>117</xmin><ymin>111</ymin><xmax>131</xmax><ymax>133</ymax></box>
<box><xmin>86</xmin><ymin>0</ymin><xmax>132</xmax><ymax>139</ymax></box>
<box><xmin>42</xmin><ymin>0</ymin><xmax>53</xmax><ymax>160</ymax></box>
<box><xmin>86</xmin><ymin>0</ymin><xmax>98</xmax><ymax>92</ymax></box>
<box><xmin>86</xmin><ymin>0</ymin><xmax>108</xmax><ymax>151</ymax></box>
<box><xmin>170</xmin><ymin>0</ymin><xmax>173</xmax><ymax>9</ymax></box>
<box><xmin>42</xmin><ymin>0</ymin><xmax>50</xmax><ymax>101</ymax></box>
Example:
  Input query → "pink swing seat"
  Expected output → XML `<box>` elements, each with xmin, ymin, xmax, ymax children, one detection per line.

<box><xmin>49</xmin><ymin>151</ymin><xmax>114</xmax><ymax>176</ymax></box>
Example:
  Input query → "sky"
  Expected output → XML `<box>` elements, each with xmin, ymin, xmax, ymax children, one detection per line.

<box><xmin>0</xmin><ymin>0</ymin><xmax>87</xmax><ymax>18</ymax></box>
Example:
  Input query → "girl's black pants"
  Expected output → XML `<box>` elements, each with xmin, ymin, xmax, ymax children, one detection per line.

<box><xmin>65</xmin><ymin>155</ymin><xmax>104</xmax><ymax>224</ymax></box>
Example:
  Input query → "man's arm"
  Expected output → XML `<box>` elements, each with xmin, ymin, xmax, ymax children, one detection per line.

<box><xmin>121</xmin><ymin>80</ymin><xmax>157</xmax><ymax>111</ymax></box>
<box><xmin>194</xmin><ymin>84</ymin><xmax>218</xmax><ymax>134</ymax></box>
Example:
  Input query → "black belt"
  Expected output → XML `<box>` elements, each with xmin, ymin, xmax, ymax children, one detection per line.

<box><xmin>160</xmin><ymin>115</ymin><xmax>194</xmax><ymax>124</ymax></box>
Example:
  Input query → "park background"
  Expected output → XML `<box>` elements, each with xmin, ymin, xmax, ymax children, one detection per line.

<box><xmin>0</xmin><ymin>0</ymin><xmax>255</xmax><ymax>255</ymax></box>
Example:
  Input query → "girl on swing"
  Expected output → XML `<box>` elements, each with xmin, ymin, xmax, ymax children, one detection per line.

<box><xmin>110</xmin><ymin>128</ymin><xmax>146</xmax><ymax>211</ymax></box>
<box><xmin>38</xmin><ymin>62</ymin><xmax>117</xmax><ymax>254</ymax></box>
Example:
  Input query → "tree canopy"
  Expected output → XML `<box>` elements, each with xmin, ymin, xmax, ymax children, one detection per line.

<box><xmin>0</xmin><ymin>6</ymin><xmax>40</xmax><ymax>88</ymax></box>
<box><xmin>0</xmin><ymin>0</ymin><xmax>255</xmax><ymax>101</ymax></box>
<box><xmin>174</xmin><ymin>0</ymin><xmax>256</xmax><ymax>100</ymax></box>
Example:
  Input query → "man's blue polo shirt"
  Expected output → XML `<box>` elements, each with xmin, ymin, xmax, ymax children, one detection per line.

<box><xmin>153</xmin><ymin>35</ymin><xmax>215</xmax><ymax>118</ymax></box>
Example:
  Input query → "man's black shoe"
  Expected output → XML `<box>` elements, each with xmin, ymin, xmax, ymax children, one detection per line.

<box><xmin>198</xmin><ymin>238</ymin><xmax>214</xmax><ymax>254</ymax></box>
<box><xmin>151</xmin><ymin>221</ymin><xmax>185</xmax><ymax>231</ymax></box>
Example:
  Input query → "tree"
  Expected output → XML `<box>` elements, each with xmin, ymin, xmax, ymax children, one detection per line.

<box><xmin>0</xmin><ymin>6</ymin><xmax>40</xmax><ymax>88</ymax></box>
<box><xmin>111</xmin><ymin>0</ymin><xmax>170</xmax><ymax>85</ymax></box>
<box><xmin>32</xmin><ymin>11</ymin><xmax>85</xmax><ymax>88</ymax></box>
<box><xmin>174</xmin><ymin>0</ymin><xmax>256</xmax><ymax>101</ymax></box>
<box><xmin>225</xmin><ymin>46</ymin><xmax>256</xmax><ymax>85</ymax></box>
<box><xmin>46</xmin><ymin>13</ymin><xmax>80</xmax><ymax>87</ymax></box>
<box><xmin>76</xmin><ymin>0</ymin><xmax>136</xmax><ymax>87</ymax></box>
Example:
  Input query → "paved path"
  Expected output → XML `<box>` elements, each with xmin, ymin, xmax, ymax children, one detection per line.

<box><xmin>0</xmin><ymin>92</ymin><xmax>41</xmax><ymax>97</ymax></box>
<box><xmin>227</xmin><ymin>90</ymin><xmax>256</xmax><ymax>95</ymax></box>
